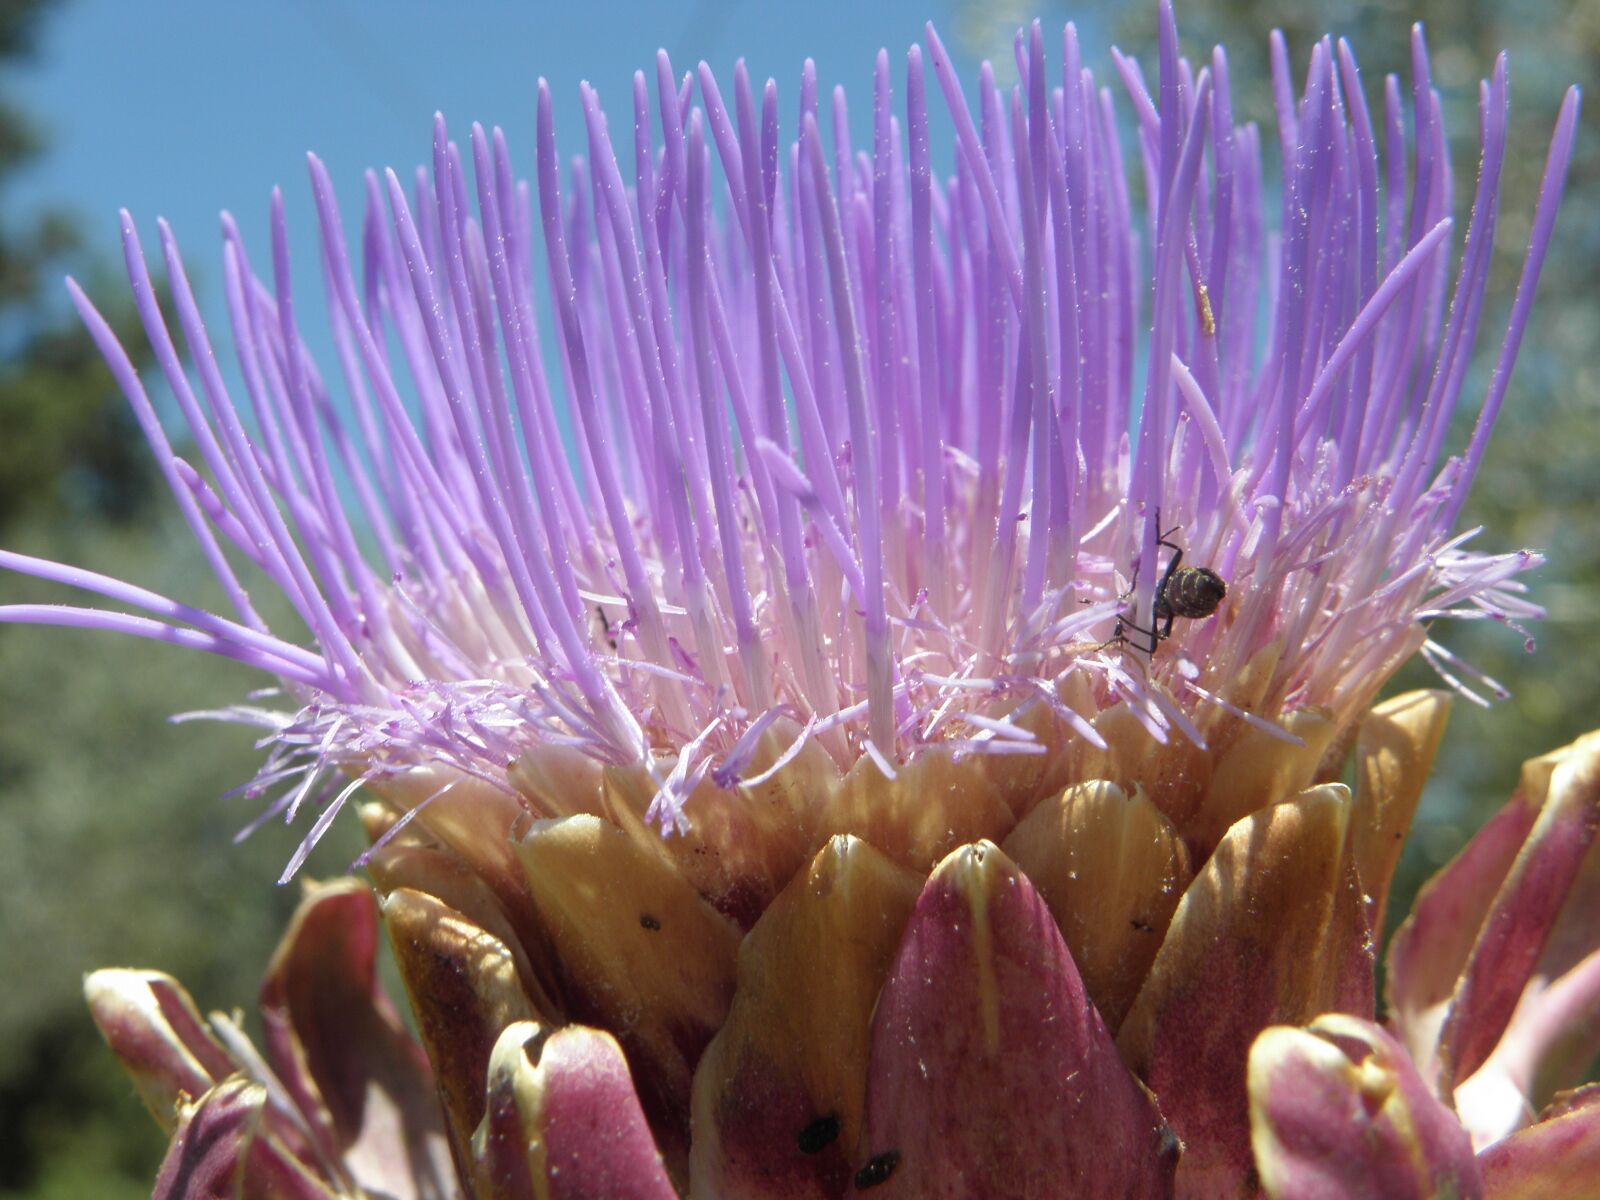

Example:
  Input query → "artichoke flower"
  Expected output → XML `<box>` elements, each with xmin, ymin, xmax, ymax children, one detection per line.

<box><xmin>7</xmin><ymin>4</ymin><xmax>1596</xmax><ymax>1196</ymax></box>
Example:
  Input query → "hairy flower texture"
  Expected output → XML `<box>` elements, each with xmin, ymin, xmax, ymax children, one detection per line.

<box><xmin>0</xmin><ymin>8</ymin><xmax>1575</xmax><ymax>855</ymax></box>
<box><xmin>10</xmin><ymin>4</ymin><xmax>1597</xmax><ymax>1198</ymax></box>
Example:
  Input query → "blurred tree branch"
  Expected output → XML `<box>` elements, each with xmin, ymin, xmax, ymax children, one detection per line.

<box><xmin>1</xmin><ymin>0</ymin><xmax>160</xmax><ymax>529</ymax></box>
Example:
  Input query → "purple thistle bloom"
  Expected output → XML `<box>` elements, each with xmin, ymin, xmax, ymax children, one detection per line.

<box><xmin>44</xmin><ymin>9</ymin><xmax>1600</xmax><ymax>1198</ymax></box>
<box><xmin>0</xmin><ymin>11</ymin><xmax>1577</xmax><ymax>874</ymax></box>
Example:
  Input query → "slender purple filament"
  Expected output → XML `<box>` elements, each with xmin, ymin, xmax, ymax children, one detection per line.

<box><xmin>0</xmin><ymin>7</ymin><xmax>1579</xmax><ymax>847</ymax></box>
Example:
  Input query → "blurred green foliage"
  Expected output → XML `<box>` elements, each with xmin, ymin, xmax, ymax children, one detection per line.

<box><xmin>0</xmin><ymin>518</ymin><xmax>366</xmax><ymax>1195</ymax></box>
<box><xmin>0</xmin><ymin>1</ymin><xmax>361</xmax><ymax>1192</ymax></box>
<box><xmin>0</xmin><ymin>2</ymin><xmax>154</xmax><ymax>531</ymax></box>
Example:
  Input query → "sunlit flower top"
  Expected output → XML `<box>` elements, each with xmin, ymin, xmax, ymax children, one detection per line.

<box><xmin>1</xmin><ymin>6</ymin><xmax>1577</xmax><ymax>867</ymax></box>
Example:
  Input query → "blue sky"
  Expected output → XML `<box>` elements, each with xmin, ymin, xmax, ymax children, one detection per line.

<box><xmin>12</xmin><ymin>0</ymin><xmax>1008</xmax><ymax>294</ymax></box>
<box><xmin>11</xmin><ymin>0</ymin><xmax>1080</xmax><ymax>437</ymax></box>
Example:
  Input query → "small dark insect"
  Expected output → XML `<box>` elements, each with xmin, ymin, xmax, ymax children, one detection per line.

<box><xmin>854</xmin><ymin>1150</ymin><xmax>901</xmax><ymax>1190</ymax></box>
<box><xmin>639</xmin><ymin>913</ymin><xmax>661</xmax><ymax>931</ymax></box>
<box><xmin>1112</xmin><ymin>513</ymin><xmax>1226</xmax><ymax>654</ymax></box>
<box><xmin>1130</xmin><ymin>918</ymin><xmax>1154</xmax><ymax>933</ymax></box>
<box><xmin>594</xmin><ymin>605</ymin><xmax>618</xmax><ymax>650</ymax></box>
<box><xmin>797</xmin><ymin>1113</ymin><xmax>841</xmax><ymax>1155</ymax></box>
